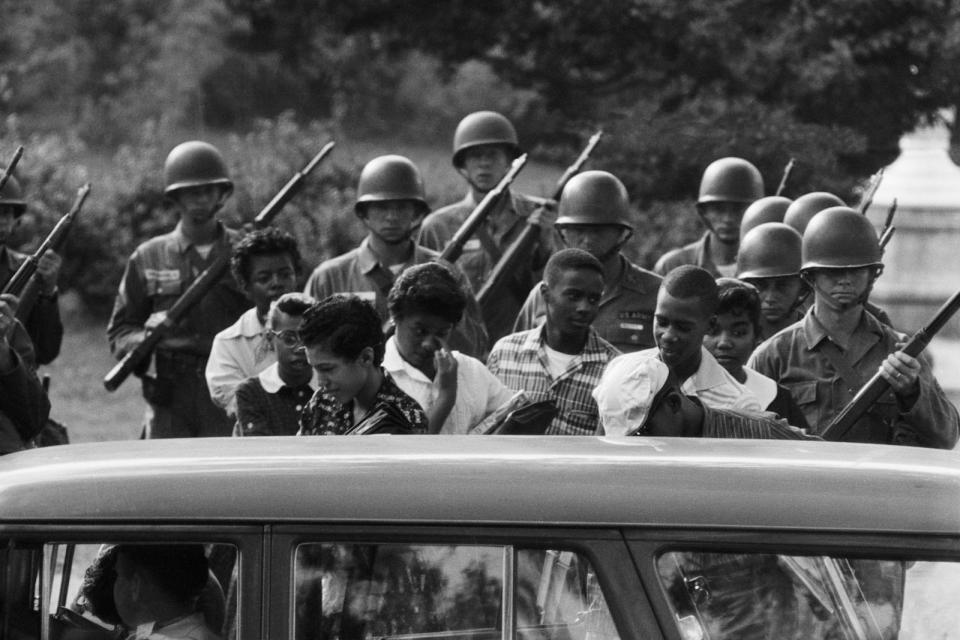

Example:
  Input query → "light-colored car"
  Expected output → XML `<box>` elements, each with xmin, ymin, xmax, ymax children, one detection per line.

<box><xmin>0</xmin><ymin>436</ymin><xmax>957</xmax><ymax>640</ymax></box>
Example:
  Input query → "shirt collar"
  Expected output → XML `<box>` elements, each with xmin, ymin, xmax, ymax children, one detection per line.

<box><xmin>258</xmin><ymin>361</ymin><xmax>319</xmax><ymax>394</ymax></box>
<box><xmin>527</xmin><ymin>325</ymin><xmax>610</xmax><ymax>365</ymax></box>
<box><xmin>356</xmin><ymin>237</ymin><xmax>421</xmax><ymax>275</ymax></box>
<box><xmin>801</xmin><ymin>307</ymin><xmax>885</xmax><ymax>352</ymax></box>
<box><xmin>168</xmin><ymin>221</ymin><xmax>230</xmax><ymax>253</ymax></box>
<box><xmin>382</xmin><ymin>336</ymin><xmax>433</xmax><ymax>384</ymax></box>
<box><xmin>220</xmin><ymin>307</ymin><xmax>266</xmax><ymax>340</ymax></box>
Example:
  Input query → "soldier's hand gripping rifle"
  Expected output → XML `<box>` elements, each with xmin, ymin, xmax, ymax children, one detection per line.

<box><xmin>477</xmin><ymin>130</ymin><xmax>603</xmax><ymax>307</ymax></box>
<box><xmin>103</xmin><ymin>141</ymin><xmax>335</xmax><ymax>392</ymax></box>
<box><xmin>0</xmin><ymin>146</ymin><xmax>24</xmax><ymax>194</ymax></box>
<box><xmin>438</xmin><ymin>153</ymin><xmax>529</xmax><ymax>263</ymax></box>
<box><xmin>2</xmin><ymin>184</ymin><xmax>91</xmax><ymax>299</ymax></box>
<box><xmin>821</xmin><ymin>288</ymin><xmax>960</xmax><ymax>442</ymax></box>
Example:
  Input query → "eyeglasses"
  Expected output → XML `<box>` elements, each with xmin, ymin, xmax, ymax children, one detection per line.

<box><xmin>269</xmin><ymin>330</ymin><xmax>304</xmax><ymax>349</ymax></box>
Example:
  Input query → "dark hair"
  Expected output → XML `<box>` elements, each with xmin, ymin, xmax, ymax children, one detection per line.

<box><xmin>116</xmin><ymin>544</ymin><xmax>209</xmax><ymax>605</ymax></box>
<box><xmin>267</xmin><ymin>292</ymin><xmax>316</xmax><ymax>330</ymax></box>
<box><xmin>299</xmin><ymin>295</ymin><xmax>386</xmax><ymax>365</ymax></box>
<box><xmin>543</xmin><ymin>248</ymin><xmax>604</xmax><ymax>287</ymax></box>
<box><xmin>77</xmin><ymin>545</ymin><xmax>122</xmax><ymax>625</ymax></box>
<box><xmin>230</xmin><ymin>227</ymin><xmax>302</xmax><ymax>286</ymax></box>
<box><xmin>387</xmin><ymin>262</ymin><xmax>466</xmax><ymax>324</ymax></box>
<box><xmin>662</xmin><ymin>265</ymin><xmax>719</xmax><ymax>316</ymax></box>
<box><xmin>715</xmin><ymin>277</ymin><xmax>761</xmax><ymax>334</ymax></box>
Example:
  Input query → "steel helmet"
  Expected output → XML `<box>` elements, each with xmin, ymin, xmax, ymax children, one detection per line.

<box><xmin>737</xmin><ymin>223</ymin><xmax>802</xmax><ymax>279</ymax></box>
<box><xmin>783</xmin><ymin>192</ymin><xmax>845</xmax><ymax>235</ymax></box>
<box><xmin>354</xmin><ymin>155</ymin><xmax>428</xmax><ymax>215</ymax></box>
<box><xmin>697</xmin><ymin>157</ymin><xmax>764</xmax><ymax>205</ymax></box>
<box><xmin>0</xmin><ymin>174</ymin><xmax>27</xmax><ymax>216</ymax></box>
<box><xmin>452</xmin><ymin>111</ymin><xmax>521</xmax><ymax>168</ymax></box>
<box><xmin>801</xmin><ymin>206</ymin><xmax>882</xmax><ymax>272</ymax></box>
<box><xmin>555</xmin><ymin>170</ymin><xmax>633</xmax><ymax>230</ymax></box>
<box><xmin>163</xmin><ymin>141</ymin><xmax>233</xmax><ymax>196</ymax></box>
<box><xmin>740</xmin><ymin>196</ymin><xmax>791</xmax><ymax>238</ymax></box>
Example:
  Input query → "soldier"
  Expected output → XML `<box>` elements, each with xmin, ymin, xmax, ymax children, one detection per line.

<box><xmin>304</xmin><ymin>155</ymin><xmax>487</xmax><ymax>358</ymax></box>
<box><xmin>107</xmin><ymin>141</ymin><xmax>249</xmax><ymax>438</ymax></box>
<box><xmin>418</xmin><ymin>111</ymin><xmax>558</xmax><ymax>341</ymax></box>
<box><xmin>739</xmin><ymin>195</ymin><xmax>791</xmax><ymax>238</ymax></box>
<box><xmin>513</xmin><ymin>171</ymin><xmax>661</xmax><ymax>352</ymax></box>
<box><xmin>749</xmin><ymin>206</ymin><xmax>959</xmax><ymax>447</ymax></box>
<box><xmin>0</xmin><ymin>174</ymin><xmax>63</xmax><ymax>365</ymax></box>
<box><xmin>655</xmin><ymin>157</ymin><xmax>764</xmax><ymax>278</ymax></box>
<box><xmin>487</xmin><ymin>248</ymin><xmax>619</xmax><ymax>436</ymax></box>
<box><xmin>0</xmin><ymin>294</ymin><xmax>49</xmax><ymax>454</ymax></box>
<box><xmin>206</xmin><ymin>228</ymin><xmax>302</xmax><ymax>419</ymax></box>
<box><xmin>736</xmin><ymin>222</ymin><xmax>807</xmax><ymax>339</ymax></box>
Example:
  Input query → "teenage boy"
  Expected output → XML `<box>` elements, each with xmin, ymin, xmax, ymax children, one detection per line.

<box><xmin>206</xmin><ymin>228</ymin><xmax>302</xmax><ymax>419</ymax></box>
<box><xmin>736</xmin><ymin>222</ymin><xmax>808</xmax><ymax>339</ymax></box>
<box><xmin>304</xmin><ymin>155</ymin><xmax>487</xmax><ymax>357</ymax></box>
<box><xmin>298</xmin><ymin>295</ymin><xmax>427</xmax><ymax>435</ymax></box>
<box><xmin>703</xmin><ymin>278</ymin><xmax>809</xmax><ymax>429</ymax></box>
<box><xmin>487</xmin><ymin>248</ymin><xmax>619</xmax><ymax>435</ymax></box>
<box><xmin>108</xmin><ymin>141</ymin><xmax>249</xmax><ymax>438</ymax></box>
<box><xmin>235</xmin><ymin>293</ymin><xmax>317</xmax><ymax>436</ymax></box>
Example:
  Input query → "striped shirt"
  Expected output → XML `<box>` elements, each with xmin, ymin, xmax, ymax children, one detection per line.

<box><xmin>639</xmin><ymin>346</ymin><xmax>762</xmax><ymax>413</ymax></box>
<box><xmin>701</xmin><ymin>402</ymin><xmax>820</xmax><ymax>440</ymax></box>
<box><xmin>487</xmin><ymin>327</ymin><xmax>620</xmax><ymax>435</ymax></box>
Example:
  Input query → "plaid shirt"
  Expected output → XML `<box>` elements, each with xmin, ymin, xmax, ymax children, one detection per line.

<box><xmin>297</xmin><ymin>369</ymin><xmax>428</xmax><ymax>436</ymax></box>
<box><xmin>700</xmin><ymin>402</ymin><xmax>819</xmax><ymax>440</ymax></box>
<box><xmin>487</xmin><ymin>327</ymin><xmax>620</xmax><ymax>435</ymax></box>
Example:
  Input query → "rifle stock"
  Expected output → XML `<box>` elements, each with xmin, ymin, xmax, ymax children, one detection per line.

<box><xmin>438</xmin><ymin>154</ymin><xmax>528</xmax><ymax>263</ymax></box>
<box><xmin>103</xmin><ymin>142</ymin><xmax>335</xmax><ymax>392</ymax></box>
<box><xmin>0</xmin><ymin>146</ymin><xmax>24</xmax><ymax>195</ymax></box>
<box><xmin>476</xmin><ymin>131</ymin><xmax>603</xmax><ymax>307</ymax></box>
<box><xmin>2</xmin><ymin>184</ymin><xmax>91</xmax><ymax>298</ymax></box>
<box><xmin>821</xmin><ymin>288</ymin><xmax>960</xmax><ymax>441</ymax></box>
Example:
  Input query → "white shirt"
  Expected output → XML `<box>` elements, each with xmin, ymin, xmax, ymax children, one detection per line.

<box><xmin>205</xmin><ymin>308</ymin><xmax>275</xmax><ymax>418</ymax></box>
<box><xmin>134</xmin><ymin>612</ymin><xmax>221</xmax><ymax>640</ymax></box>
<box><xmin>741</xmin><ymin>366</ymin><xmax>778</xmax><ymax>410</ymax></box>
<box><xmin>639</xmin><ymin>346</ymin><xmax>762</xmax><ymax>412</ymax></box>
<box><xmin>383</xmin><ymin>336</ymin><xmax>515</xmax><ymax>434</ymax></box>
<box><xmin>543</xmin><ymin>344</ymin><xmax>577</xmax><ymax>379</ymax></box>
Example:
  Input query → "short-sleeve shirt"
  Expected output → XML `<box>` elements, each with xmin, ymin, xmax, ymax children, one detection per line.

<box><xmin>297</xmin><ymin>369</ymin><xmax>428</xmax><ymax>435</ymax></box>
<box><xmin>638</xmin><ymin>346</ymin><xmax>763</xmax><ymax>413</ymax></box>
<box><xmin>486</xmin><ymin>326</ymin><xmax>620</xmax><ymax>435</ymax></box>
<box><xmin>382</xmin><ymin>336</ymin><xmax>515</xmax><ymax>433</ymax></box>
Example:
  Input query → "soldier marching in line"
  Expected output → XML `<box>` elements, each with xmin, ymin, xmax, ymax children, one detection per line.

<box><xmin>107</xmin><ymin>141</ymin><xmax>249</xmax><ymax>438</ymax></box>
<box><xmin>303</xmin><ymin>155</ymin><xmax>488</xmax><ymax>358</ymax></box>
<box><xmin>419</xmin><ymin>111</ymin><xmax>559</xmax><ymax>342</ymax></box>
<box><xmin>655</xmin><ymin>157</ymin><xmax>764</xmax><ymax>278</ymax></box>
<box><xmin>512</xmin><ymin>171</ymin><xmax>662</xmax><ymax>353</ymax></box>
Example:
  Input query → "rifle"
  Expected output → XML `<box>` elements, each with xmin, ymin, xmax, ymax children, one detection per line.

<box><xmin>774</xmin><ymin>157</ymin><xmax>795</xmax><ymax>197</ymax></box>
<box><xmin>878</xmin><ymin>199</ymin><xmax>897</xmax><ymax>250</ymax></box>
<box><xmin>438</xmin><ymin>153</ymin><xmax>528</xmax><ymax>263</ymax></box>
<box><xmin>821</xmin><ymin>288</ymin><xmax>960</xmax><ymax>441</ymax></box>
<box><xmin>856</xmin><ymin>168</ymin><xmax>884</xmax><ymax>215</ymax></box>
<box><xmin>2</xmin><ymin>184</ymin><xmax>91</xmax><ymax>298</ymax></box>
<box><xmin>103</xmin><ymin>141</ymin><xmax>335</xmax><ymax>392</ymax></box>
<box><xmin>0</xmin><ymin>146</ymin><xmax>24</xmax><ymax>194</ymax></box>
<box><xmin>476</xmin><ymin>131</ymin><xmax>604</xmax><ymax>307</ymax></box>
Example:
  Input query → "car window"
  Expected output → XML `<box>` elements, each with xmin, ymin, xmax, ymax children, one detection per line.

<box><xmin>0</xmin><ymin>541</ymin><xmax>239</xmax><ymax>640</ymax></box>
<box><xmin>293</xmin><ymin>543</ymin><xmax>620</xmax><ymax>640</ymax></box>
<box><xmin>656</xmin><ymin>550</ymin><xmax>960</xmax><ymax>640</ymax></box>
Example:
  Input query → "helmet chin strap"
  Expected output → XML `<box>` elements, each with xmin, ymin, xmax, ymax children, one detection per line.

<box><xmin>802</xmin><ymin>269</ymin><xmax>880</xmax><ymax>313</ymax></box>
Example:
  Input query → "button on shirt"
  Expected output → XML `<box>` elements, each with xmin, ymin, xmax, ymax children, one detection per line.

<box><xmin>748</xmin><ymin>308</ymin><xmax>960</xmax><ymax>448</ymax></box>
<box><xmin>637</xmin><ymin>346</ymin><xmax>762</xmax><ymax>412</ymax></box>
<box><xmin>513</xmin><ymin>256</ymin><xmax>661</xmax><ymax>352</ymax></box>
<box><xmin>235</xmin><ymin>362</ymin><xmax>317</xmax><ymax>436</ymax></box>
<box><xmin>383</xmin><ymin>336</ymin><xmax>515</xmax><ymax>434</ymax></box>
<box><xmin>303</xmin><ymin>237</ymin><xmax>488</xmax><ymax>358</ymax></box>
<box><xmin>487</xmin><ymin>327</ymin><xmax>620</xmax><ymax>435</ymax></box>
<box><xmin>206</xmin><ymin>307</ymin><xmax>276</xmax><ymax>418</ymax></box>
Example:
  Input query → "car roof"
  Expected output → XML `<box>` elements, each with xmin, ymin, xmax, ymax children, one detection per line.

<box><xmin>0</xmin><ymin>436</ymin><xmax>957</xmax><ymax>534</ymax></box>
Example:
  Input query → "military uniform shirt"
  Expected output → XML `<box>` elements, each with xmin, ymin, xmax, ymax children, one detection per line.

<box><xmin>748</xmin><ymin>308</ymin><xmax>960</xmax><ymax>448</ymax></box>
<box><xmin>654</xmin><ymin>232</ymin><xmax>727</xmax><ymax>278</ymax></box>
<box><xmin>487</xmin><ymin>326</ymin><xmax>620</xmax><ymax>435</ymax></box>
<box><xmin>0</xmin><ymin>247</ymin><xmax>63</xmax><ymax>365</ymax></box>
<box><xmin>303</xmin><ymin>237</ymin><xmax>488</xmax><ymax>358</ymax></box>
<box><xmin>419</xmin><ymin>190</ymin><xmax>559</xmax><ymax>341</ymax></box>
<box><xmin>513</xmin><ymin>255</ymin><xmax>661</xmax><ymax>352</ymax></box>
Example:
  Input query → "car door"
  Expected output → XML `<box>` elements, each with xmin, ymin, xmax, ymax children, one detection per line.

<box><xmin>269</xmin><ymin>524</ymin><xmax>658</xmax><ymax>640</ymax></box>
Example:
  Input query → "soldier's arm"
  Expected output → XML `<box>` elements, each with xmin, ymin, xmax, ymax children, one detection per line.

<box><xmin>106</xmin><ymin>250</ymin><xmax>152</xmax><ymax>359</ymax></box>
<box><xmin>895</xmin><ymin>353</ymin><xmax>960</xmax><ymax>449</ymax></box>
<box><xmin>24</xmin><ymin>294</ymin><xmax>63</xmax><ymax>365</ymax></box>
<box><xmin>512</xmin><ymin>283</ymin><xmax>545</xmax><ymax>333</ymax></box>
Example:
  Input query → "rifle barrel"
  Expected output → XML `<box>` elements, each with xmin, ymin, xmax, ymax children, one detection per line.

<box><xmin>0</xmin><ymin>146</ymin><xmax>24</xmax><ymax>194</ymax></box>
